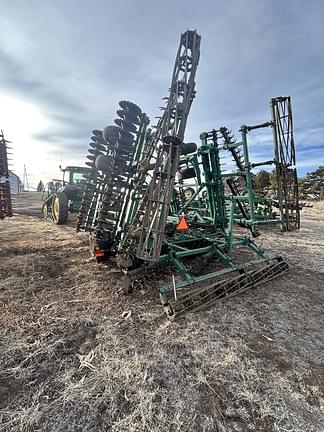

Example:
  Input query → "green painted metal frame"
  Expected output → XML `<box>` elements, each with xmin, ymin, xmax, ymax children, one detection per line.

<box><xmin>105</xmin><ymin>105</ymin><xmax>289</xmax><ymax>298</ymax></box>
<box><xmin>159</xmin><ymin>233</ymin><xmax>279</xmax><ymax>294</ymax></box>
<box><xmin>157</xmin><ymin>126</ymin><xmax>282</xmax><ymax>296</ymax></box>
<box><xmin>174</xmin><ymin>128</ymin><xmax>277</xmax><ymax>231</ymax></box>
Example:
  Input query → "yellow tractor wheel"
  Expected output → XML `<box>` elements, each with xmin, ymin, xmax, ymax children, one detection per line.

<box><xmin>52</xmin><ymin>192</ymin><xmax>69</xmax><ymax>225</ymax></box>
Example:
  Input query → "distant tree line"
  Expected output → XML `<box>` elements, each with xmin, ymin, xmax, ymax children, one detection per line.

<box><xmin>37</xmin><ymin>180</ymin><xmax>44</xmax><ymax>192</ymax></box>
<box><xmin>35</xmin><ymin>168</ymin><xmax>323</xmax><ymax>199</ymax></box>
<box><xmin>253</xmin><ymin>166</ymin><xmax>324</xmax><ymax>200</ymax></box>
<box><xmin>299</xmin><ymin>166</ymin><xmax>324</xmax><ymax>199</ymax></box>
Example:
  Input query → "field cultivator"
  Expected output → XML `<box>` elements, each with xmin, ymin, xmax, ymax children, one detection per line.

<box><xmin>77</xmin><ymin>30</ymin><xmax>296</xmax><ymax>318</ymax></box>
<box><xmin>0</xmin><ymin>130</ymin><xmax>13</xmax><ymax>220</ymax></box>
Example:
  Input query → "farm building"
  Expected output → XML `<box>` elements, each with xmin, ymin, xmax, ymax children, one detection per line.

<box><xmin>8</xmin><ymin>170</ymin><xmax>22</xmax><ymax>194</ymax></box>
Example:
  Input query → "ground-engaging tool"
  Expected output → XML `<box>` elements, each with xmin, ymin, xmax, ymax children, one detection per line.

<box><xmin>76</xmin><ymin>102</ymin><xmax>149</xmax><ymax>249</ymax></box>
<box><xmin>42</xmin><ymin>165</ymin><xmax>89</xmax><ymax>224</ymax></box>
<box><xmin>0</xmin><ymin>130</ymin><xmax>13</xmax><ymax>219</ymax></box>
<box><xmin>77</xmin><ymin>30</ymin><xmax>297</xmax><ymax>318</ymax></box>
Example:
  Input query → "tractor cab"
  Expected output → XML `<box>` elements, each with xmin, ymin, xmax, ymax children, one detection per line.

<box><xmin>61</xmin><ymin>165</ymin><xmax>89</xmax><ymax>189</ymax></box>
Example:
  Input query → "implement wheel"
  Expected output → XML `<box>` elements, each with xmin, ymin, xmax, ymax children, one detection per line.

<box><xmin>52</xmin><ymin>192</ymin><xmax>69</xmax><ymax>224</ymax></box>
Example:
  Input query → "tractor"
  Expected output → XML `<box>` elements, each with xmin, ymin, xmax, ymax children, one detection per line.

<box><xmin>42</xmin><ymin>165</ymin><xmax>89</xmax><ymax>224</ymax></box>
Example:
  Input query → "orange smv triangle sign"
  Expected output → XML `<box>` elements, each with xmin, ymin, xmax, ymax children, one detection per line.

<box><xmin>176</xmin><ymin>216</ymin><xmax>189</xmax><ymax>231</ymax></box>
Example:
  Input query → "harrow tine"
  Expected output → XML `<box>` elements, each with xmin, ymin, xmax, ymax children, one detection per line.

<box><xmin>171</xmin><ymin>260</ymin><xmax>289</xmax><ymax>317</ymax></box>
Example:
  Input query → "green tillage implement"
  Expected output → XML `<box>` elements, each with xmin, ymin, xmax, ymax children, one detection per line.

<box><xmin>76</xmin><ymin>29</ymin><xmax>294</xmax><ymax>318</ymax></box>
<box><xmin>123</xmin><ymin>128</ymin><xmax>288</xmax><ymax>318</ymax></box>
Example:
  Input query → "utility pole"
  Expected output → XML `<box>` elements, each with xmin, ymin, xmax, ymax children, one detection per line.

<box><xmin>22</xmin><ymin>165</ymin><xmax>29</xmax><ymax>191</ymax></box>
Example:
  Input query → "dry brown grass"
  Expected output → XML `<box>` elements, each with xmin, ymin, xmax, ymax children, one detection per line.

<box><xmin>0</xmin><ymin>198</ymin><xmax>323</xmax><ymax>431</ymax></box>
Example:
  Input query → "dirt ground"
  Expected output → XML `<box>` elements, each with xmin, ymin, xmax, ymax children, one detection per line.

<box><xmin>0</xmin><ymin>192</ymin><xmax>323</xmax><ymax>431</ymax></box>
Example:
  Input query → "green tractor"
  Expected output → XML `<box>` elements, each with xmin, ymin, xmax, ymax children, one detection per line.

<box><xmin>42</xmin><ymin>165</ymin><xmax>89</xmax><ymax>224</ymax></box>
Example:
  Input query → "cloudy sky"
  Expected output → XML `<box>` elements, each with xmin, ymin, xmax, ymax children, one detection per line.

<box><xmin>1</xmin><ymin>0</ymin><xmax>323</xmax><ymax>187</ymax></box>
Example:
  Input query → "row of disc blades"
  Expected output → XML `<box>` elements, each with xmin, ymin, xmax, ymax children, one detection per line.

<box><xmin>76</xmin><ymin>129</ymin><xmax>106</xmax><ymax>231</ymax></box>
<box><xmin>77</xmin><ymin>100</ymin><xmax>143</xmax><ymax>240</ymax></box>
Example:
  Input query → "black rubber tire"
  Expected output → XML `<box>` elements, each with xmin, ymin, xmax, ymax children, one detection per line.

<box><xmin>52</xmin><ymin>192</ymin><xmax>69</xmax><ymax>225</ymax></box>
